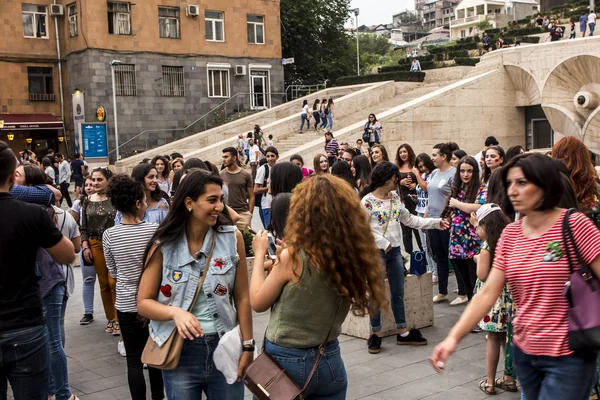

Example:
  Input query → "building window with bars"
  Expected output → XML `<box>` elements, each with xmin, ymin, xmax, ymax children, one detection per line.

<box><xmin>247</xmin><ymin>15</ymin><xmax>265</xmax><ymax>44</ymax></box>
<box><xmin>22</xmin><ymin>4</ymin><xmax>48</xmax><ymax>39</ymax></box>
<box><xmin>68</xmin><ymin>3</ymin><xmax>78</xmax><ymax>37</ymax></box>
<box><xmin>159</xmin><ymin>7</ymin><xmax>180</xmax><ymax>39</ymax></box>
<box><xmin>205</xmin><ymin>11</ymin><xmax>224</xmax><ymax>41</ymax></box>
<box><xmin>114</xmin><ymin>64</ymin><xmax>136</xmax><ymax>96</ymax></box>
<box><xmin>162</xmin><ymin>66</ymin><xmax>185</xmax><ymax>97</ymax></box>
<box><xmin>28</xmin><ymin>67</ymin><xmax>54</xmax><ymax>101</ymax></box>
<box><xmin>207</xmin><ymin>69</ymin><xmax>230</xmax><ymax>98</ymax></box>
<box><xmin>108</xmin><ymin>2</ymin><xmax>131</xmax><ymax>35</ymax></box>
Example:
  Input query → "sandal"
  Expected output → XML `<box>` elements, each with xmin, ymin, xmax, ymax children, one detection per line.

<box><xmin>479</xmin><ymin>379</ymin><xmax>497</xmax><ymax>395</ymax></box>
<box><xmin>105</xmin><ymin>320</ymin><xmax>114</xmax><ymax>333</ymax></box>
<box><xmin>495</xmin><ymin>377</ymin><xmax>518</xmax><ymax>392</ymax></box>
<box><xmin>112</xmin><ymin>321</ymin><xmax>121</xmax><ymax>336</ymax></box>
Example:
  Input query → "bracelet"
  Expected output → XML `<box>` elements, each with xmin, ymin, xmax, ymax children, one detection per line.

<box><xmin>242</xmin><ymin>346</ymin><xmax>255</xmax><ymax>352</ymax></box>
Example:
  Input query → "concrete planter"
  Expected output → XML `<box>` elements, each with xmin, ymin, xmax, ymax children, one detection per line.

<box><xmin>341</xmin><ymin>272</ymin><xmax>434</xmax><ymax>340</ymax></box>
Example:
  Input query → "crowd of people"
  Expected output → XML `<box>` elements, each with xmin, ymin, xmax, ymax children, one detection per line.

<box><xmin>1</xmin><ymin>125</ymin><xmax>599</xmax><ymax>400</ymax></box>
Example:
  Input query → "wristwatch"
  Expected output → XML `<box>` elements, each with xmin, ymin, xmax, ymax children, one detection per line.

<box><xmin>243</xmin><ymin>339</ymin><xmax>255</xmax><ymax>347</ymax></box>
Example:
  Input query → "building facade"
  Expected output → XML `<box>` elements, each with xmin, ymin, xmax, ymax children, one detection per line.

<box><xmin>0</xmin><ymin>0</ymin><xmax>283</xmax><ymax>160</ymax></box>
<box><xmin>420</xmin><ymin>0</ymin><xmax>460</xmax><ymax>29</ymax></box>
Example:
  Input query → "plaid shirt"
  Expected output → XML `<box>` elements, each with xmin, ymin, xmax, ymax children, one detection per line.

<box><xmin>10</xmin><ymin>185</ymin><xmax>55</xmax><ymax>206</ymax></box>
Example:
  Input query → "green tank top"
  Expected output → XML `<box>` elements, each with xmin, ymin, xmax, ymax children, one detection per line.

<box><xmin>266</xmin><ymin>250</ymin><xmax>351</xmax><ymax>348</ymax></box>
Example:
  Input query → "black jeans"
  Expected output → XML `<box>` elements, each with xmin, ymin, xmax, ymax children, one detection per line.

<box><xmin>117</xmin><ymin>311</ymin><xmax>164</xmax><ymax>400</ymax></box>
<box><xmin>400</xmin><ymin>197</ymin><xmax>423</xmax><ymax>254</ymax></box>
<box><xmin>58</xmin><ymin>182</ymin><xmax>72</xmax><ymax>207</ymax></box>
<box><xmin>428</xmin><ymin>229</ymin><xmax>451</xmax><ymax>295</ymax></box>
<box><xmin>451</xmin><ymin>258</ymin><xmax>477</xmax><ymax>301</ymax></box>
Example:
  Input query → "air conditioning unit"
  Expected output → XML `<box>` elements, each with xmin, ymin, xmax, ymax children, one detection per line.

<box><xmin>50</xmin><ymin>4</ymin><xmax>64</xmax><ymax>16</ymax></box>
<box><xmin>186</xmin><ymin>5</ymin><xmax>200</xmax><ymax>17</ymax></box>
<box><xmin>235</xmin><ymin>65</ymin><xmax>247</xmax><ymax>76</ymax></box>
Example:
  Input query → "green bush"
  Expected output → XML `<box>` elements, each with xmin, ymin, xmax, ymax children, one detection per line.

<box><xmin>455</xmin><ymin>57</ymin><xmax>480</xmax><ymax>66</ymax></box>
<box><xmin>485</xmin><ymin>28</ymin><xmax>501</xmax><ymax>34</ymax></box>
<box><xmin>516</xmin><ymin>17</ymin><xmax>531</xmax><ymax>24</ymax></box>
<box><xmin>428</xmin><ymin>46</ymin><xmax>445</xmax><ymax>54</ymax></box>
<box><xmin>336</xmin><ymin>71</ymin><xmax>426</xmax><ymax>86</ymax></box>
<box><xmin>473</xmin><ymin>35</ymin><xmax>481</xmax><ymax>42</ymax></box>
<box><xmin>447</xmin><ymin>50</ymin><xmax>469</xmax><ymax>59</ymax></box>
<box><xmin>505</xmin><ymin>26</ymin><xmax>543</xmax><ymax>37</ymax></box>
<box><xmin>398</xmin><ymin>54</ymin><xmax>434</xmax><ymax>65</ymax></box>
<box><xmin>516</xmin><ymin>36</ymin><xmax>541</xmax><ymax>43</ymax></box>
<box><xmin>383</xmin><ymin>61</ymin><xmax>436</xmax><ymax>72</ymax></box>
<box><xmin>452</xmin><ymin>42</ymin><xmax>479</xmax><ymax>50</ymax></box>
<box><xmin>457</xmin><ymin>37</ymin><xmax>474</xmax><ymax>43</ymax></box>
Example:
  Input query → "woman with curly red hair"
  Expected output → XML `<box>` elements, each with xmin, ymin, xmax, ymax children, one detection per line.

<box><xmin>250</xmin><ymin>174</ymin><xmax>388</xmax><ymax>399</ymax></box>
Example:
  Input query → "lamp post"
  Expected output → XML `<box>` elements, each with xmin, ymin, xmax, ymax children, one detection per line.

<box><xmin>109</xmin><ymin>60</ymin><xmax>122</xmax><ymax>161</ymax></box>
<box><xmin>352</xmin><ymin>8</ymin><xmax>360</xmax><ymax>76</ymax></box>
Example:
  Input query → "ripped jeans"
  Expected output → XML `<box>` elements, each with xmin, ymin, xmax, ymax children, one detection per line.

<box><xmin>80</xmin><ymin>251</ymin><xmax>96</xmax><ymax>315</ymax></box>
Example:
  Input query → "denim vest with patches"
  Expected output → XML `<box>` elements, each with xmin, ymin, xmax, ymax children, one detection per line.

<box><xmin>149</xmin><ymin>225</ymin><xmax>239</xmax><ymax>347</ymax></box>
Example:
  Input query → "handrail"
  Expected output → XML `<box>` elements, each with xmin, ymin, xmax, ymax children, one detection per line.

<box><xmin>285</xmin><ymin>83</ymin><xmax>327</xmax><ymax>101</ymax></box>
<box><xmin>109</xmin><ymin>92</ymin><xmax>286</xmax><ymax>157</ymax></box>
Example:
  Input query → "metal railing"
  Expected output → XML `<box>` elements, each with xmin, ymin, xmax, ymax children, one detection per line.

<box><xmin>110</xmin><ymin>92</ymin><xmax>287</xmax><ymax>158</ymax></box>
<box><xmin>285</xmin><ymin>83</ymin><xmax>327</xmax><ymax>102</ymax></box>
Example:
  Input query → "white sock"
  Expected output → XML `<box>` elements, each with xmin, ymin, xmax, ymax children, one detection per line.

<box><xmin>400</xmin><ymin>331</ymin><xmax>409</xmax><ymax>337</ymax></box>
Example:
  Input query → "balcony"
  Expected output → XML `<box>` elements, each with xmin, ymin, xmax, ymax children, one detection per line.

<box><xmin>29</xmin><ymin>93</ymin><xmax>56</xmax><ymax>101</ymax></box>
<box><xmin>451</xmin><ymin>14</ymin><xmax>484</xmax><ymax>27</ymax></box>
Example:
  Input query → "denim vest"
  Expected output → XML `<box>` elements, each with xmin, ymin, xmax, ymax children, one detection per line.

<box><xmin>149</xmin><ymin>225</ymin><xmax>239</xmax><ymax>347</ymax></box>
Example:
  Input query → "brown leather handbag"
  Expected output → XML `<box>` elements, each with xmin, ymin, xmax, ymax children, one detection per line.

<box><xmin>243</xmin><ymin>301</ymin><xmax>342</xmax><ymax>400</ymax></box>
<box><xmin>141</xmin><ymin>232</ymin><xmax>216</xmax><ymax>370</ymax></box>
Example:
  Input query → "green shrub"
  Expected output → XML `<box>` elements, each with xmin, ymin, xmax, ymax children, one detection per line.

<box><xmin>447</xmin><ymin>50</ymin><xmax>469</xmax><ymax>59</ymax></box>
<box><xmin>398</xmin><ymin>54</ymin><xmax>434</xmax><ymax>65</ymax></box>
<box><xmin>505</xmin><ymin>26</ymin><xmax>543</xmax><ymax>37</ymax></box>
<box><xmin>473</xmin><ymin>35</ymin><xmax>481</xmax><ymax>42</ymax></box>
<box><xmin>516</xmin><ymin>36</ymin><xmax>541</xmax><ymax>43</ymax></box>
<box><xmin>428</xmin><ymin>46</ymin><xmax>445</xmax><ymax>54</ymax></box>
<box><xmin>485</xmin><ymin>28</ymin><xmax>501</xmax><ymax>34</ymax></box>
<box><xmin>455</xmin><ymin>57</ymin><xmax>480</xmax><ymax>66</ymax></box>
<box><xmin>452</xmin><ymin>42</ymin><xmax>479</xmax><ymax>50</ymax></box>
<box><xmin>516</xmin><ymin>17</ymin><xmax>531</xmax><ymax>24</ymax></box>
<box><xmin>336</xmin><ymin>71</ymin><xmax>426</xmax><ymax>86</ymax></box>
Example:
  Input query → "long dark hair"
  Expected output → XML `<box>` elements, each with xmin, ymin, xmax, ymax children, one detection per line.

<box><xmin>360</xmin><ymin>161</ymin><xmax>400</xmax><ymax>198</ymax></box>
<box><xmin>151</xmin><ymin>155</ymin><xmax>170</xmax><ymax>180</ymax></box>
<box><xmin>482</xmin><ymin>145</ymin><xmax>505</xmax><ymax>184</ymax></box>
<box><xmin>331</xmin><ymin>160</ymin><xmax>356</xmax><ymax>189</ymax></box>
<box><xmin>132</xmin><ymin>163</ymin><xmax>162</xmax><ymax>202</ymax></box>
<box><xmin>442</xmin><ymin>156</ymin><xmax>481</xmax><ymax>219</ymax></box>
<box><xmin>479</xmin><ymin>207</ymin><xmax>511</xmax><ymax>262</ymax></box>
<box><xmin>395</xmin><ymin>143</ymin><xmax>416</xmax><ymax>169</ymax></box>
<box><xmin>268</xmin><ymin>193</ymin><xmax>292</xmax><ymax>241</ymax></box>
<box><xmin>370</xmin><ymin>144</ymin><xmax>389</xmax><ymax>167</ymax></box>
<box><xmin>312</xmin><ymin>99</ymin><xmax>320</xmax><ymax>111</ymax></box>
<box><xmin>143</xmin><ymin>170</ymin><xmax>226</xmax><ymax>268</ymax></box>
<box><xmin>486</xmin><ymin>167</ymin><xmax>513</xmax><ymax>219</ymax></box>
<box><xmin>353</xmin><ymin>155</ymin><xmax>372</xmax><ymax>191</ymax></box>
<box><xmin>270</xmin><ymin>162</ymin><xmax>303</xmax><ymax>197</ymax></box>
<box><xmin>415</xmin><ymin>153</ymin><xmax>434</xmax><ymax>174</ymax></box>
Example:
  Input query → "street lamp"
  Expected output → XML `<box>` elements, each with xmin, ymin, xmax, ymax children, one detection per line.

<box><xmin>352</xmin><ymin>8</ymin><xmax>360</xmax><ymax>76</ymax></box>
<box><xmin>109</xmin><ymin>60</ymin><xmax>122</xmax><ymax>161</ymax></box>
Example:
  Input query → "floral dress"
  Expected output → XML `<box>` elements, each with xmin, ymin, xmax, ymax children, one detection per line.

<box><xmin>475</xmin><ymin>241</ymin><xmax>513</xmax><ymax>332</ymax></box>
<box><xmin>448</xmin><ymin>184</ymin><xmax>487</xmax><ymax>259</ymax></box>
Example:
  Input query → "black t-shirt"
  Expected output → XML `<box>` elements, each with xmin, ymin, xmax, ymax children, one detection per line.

<box><xmin>71</xmin><ymin>159</ymin><xmax>84</xmax><ymax>177</ymax></box>
<box><xmin>0</xmin><ymin>193</ymin><xmax>64</xmax><ymax>331</ymax></box>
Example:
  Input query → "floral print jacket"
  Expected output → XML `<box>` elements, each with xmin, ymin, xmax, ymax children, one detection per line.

<box><xmin>448</xmin><ymin>184</ymin><xmax>488</xmax><ymax>259</ymax></box>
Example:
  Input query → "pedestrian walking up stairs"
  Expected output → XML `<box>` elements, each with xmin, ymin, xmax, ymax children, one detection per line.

<box><xmin>114</xmin><ymin>84</ymin><xmax>372</xmax><ymax>172</ymax></box>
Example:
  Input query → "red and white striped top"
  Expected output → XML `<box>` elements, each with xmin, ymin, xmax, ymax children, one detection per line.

<box><xmin>493</xmin><ymin>210</ymin><xmax>600</xmax><ymax>356</ymax></box>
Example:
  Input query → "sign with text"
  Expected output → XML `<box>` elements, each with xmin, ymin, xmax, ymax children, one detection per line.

<box><xmin>81</xmin><ymin>123</ymin><xmax>108</xmax><ymax>158</ymax></box>
<box><xmin>282</xmin><ymin>58</ymin><xmax>295</xmax><ymax>65</ymax></box>
<box><xmin>72</xmin><ymin>92</ymin><xmax>85</xmax><ymax>154</ymax></box>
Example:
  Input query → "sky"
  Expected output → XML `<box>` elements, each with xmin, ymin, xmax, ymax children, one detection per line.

<box><xmin>349</xmin><ymin>0</ymin><xmax>415</xmax><ymax>27</ymax></box>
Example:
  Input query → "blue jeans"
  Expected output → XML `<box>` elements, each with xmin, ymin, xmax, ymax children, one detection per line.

<box><xmin>320</xmin><ymin>113</ymin><xmax>327</xmax><ymax>128</ymax></box>
<box><xmin>417</xmin><ymin>213</ymin><xmax>436</xmax><ymax>274</ymax></box>
<box><xmin>264</xmin><ymin>339</ymin><xmax>347</xmax><ymax>399</ymax></box>
<box><xmin>326</xmin><ymin>113</ymin><xmax>333</xmax><ymax>130</ymax></box>
<box><xmin>370</xmin><ymin>247</ymin><xmax>407</xmax><ymax>331</ymax></box>
<box><xmin>590</xmin><ymin>22</ymin><xmax>596</xmax><ymax>36</ymax></box>
<box><xmin>80</xmin><ymin>251</ymin><xmax>96</xmax><ymax>315</ymax></box>
<box><xmin>514</xmin><ymin>345</ymin><xmax>597</xmax><ymax>400</ymax></box>
<box><xmin>43</xmin><ymin>284</ymin><xmax>72</xmax><ymax>400</ymax></box>
<box><xmin>260</xmin><ymin>208</ymin><xmax>271</xmax><ymax>229</ymax></box>
<box><xmin>300</xmin><ymin>113</ymin><xmax>309</xmax><ymax>131</ymax></box>
<box><xmin>162</xmin><ymin>334</ymin><xmax>243</xmax><ymax>400</ymax></box>
<box><xmin>0</xmin><ymin>325</ymin><xmax>49</xmax><ymax>400</ymax></box>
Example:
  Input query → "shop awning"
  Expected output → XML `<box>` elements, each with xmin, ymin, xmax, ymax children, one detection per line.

<box><xmin>0</xmin><ymin>114</ymin><xmax>64</xmax><ymax>131</ymax></box>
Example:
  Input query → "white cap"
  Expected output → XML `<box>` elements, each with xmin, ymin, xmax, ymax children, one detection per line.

<box><xmin>476</xmin><ymin>203</ymin><xmax>501</xmax><ymax>222</ymax></box>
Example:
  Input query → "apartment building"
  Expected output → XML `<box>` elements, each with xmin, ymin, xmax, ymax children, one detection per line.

<box><xmin>0</xmin><ymin>0</ymin><xmax>283</xmax><ymax>160</ymax></box>
<box><xmin>421</xmin><ymin>0</ymin><xmax>460</xmax><ymax>29</ymax></box>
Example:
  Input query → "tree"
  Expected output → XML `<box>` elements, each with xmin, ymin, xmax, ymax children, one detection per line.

<box><xmin>394</xmin><ymin>9</ymin><xmax>420</xmax><ymax>25</ymax></box>
<box><xmin>280</xmin><ymin>0</ymin><xmax>356</xmax><ymax>85</ymax></box>
<box><xmin>475</xmin><ymin>20</ymin><xmax>493</xmax><ymax>31</ymax></box>
<box><xmin>358</xmin><ymin>33</ymin><xmax>392</xmax><ymax>56</ymax></box>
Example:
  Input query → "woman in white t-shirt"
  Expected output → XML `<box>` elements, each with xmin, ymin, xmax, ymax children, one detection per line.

<box><xmin>42</xmin><ymin>157</ymin><xmax>56</xmax><ymax>185</ymax></box>
<box><xmin>299</xmin><ymin>99</ymin><xmax>311</xmax><ymax>133</ymax></box>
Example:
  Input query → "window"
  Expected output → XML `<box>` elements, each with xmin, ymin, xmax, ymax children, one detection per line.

<box><xmin>107</xmin><ymin>2</ymin><xmax>131</xmax><ymax>35</ymax></box>
<box><xmin>113</xmin><ymin>64</ymin><xmax>136</xmax><ymax>96</ymax></box>
<box><xmin>159</xmin><ymin>7</ymin><xmax>180</xmax><ymax>39</ymax></box>
<box><xmin>247</xmin><ymin>15</ymin><xmax>265</xmax><ymax>44</ymax></box>
<box><xmin>205</xmin><ymin>11</ymin><xmax>224</xmax><ymax>41</ymax></box>
<box><xmin>22</xmin><ymin>4</ymin><xmax>48</xmax><ymax>38</ymax></box>
<box><xmin>207</xmin><ymin>69</ymin><xmax>230</xmax><ymax>98</ymax></box>
<box><xmin>460</xmin><ymin>30</ymin><xmax>466</xmax><ymax>37</ymax></box>
<box><xmin>68</xmin><ymin>3</ymin><xmax>78</xmax><ymax>37</ymax></box>
<box><xmin>162</xmin><ymin>66</ymin><xmax>184</xmax><ymax>97</ymax></box>
<box><xmin>28</xmin><ymin>67</ymin><xmax>54</xmax><ymax>101</ymax></box>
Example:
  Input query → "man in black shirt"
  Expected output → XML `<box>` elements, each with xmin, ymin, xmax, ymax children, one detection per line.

<box><xmin>0</xmin><ymin>141</ymin><xmax>75</xmax><ymax>400</ymax></box>
<box><xmin>70</xmin><ymin>152</ymin><xmax>85</xmax><ymax>198</ymax></box>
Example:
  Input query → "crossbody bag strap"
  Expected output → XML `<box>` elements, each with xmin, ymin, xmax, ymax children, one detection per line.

<box><xmin>187</xmin><ymin>230</ymin><xmax>217</xmax><ymax>311</ymax></box>
<box><xmin>301</xmin><ymin>299</ymin><xmax>343</xmax><ymax>393</ymax></box>
<box><xmin>563</xmin><ymin>209</ymin><xmax>597</xmax><ymax>284</ymax></box>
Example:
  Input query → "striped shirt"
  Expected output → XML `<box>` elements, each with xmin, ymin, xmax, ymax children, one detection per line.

<box><xmin>325</xmin><ymin>138</ymin><xmax>339</xmax><ymax>157</ymax></box>
<box><xmin>103</xmin><ymin>222</ymin><xmax>158</xmax><ymax>313</ymax></box>
<box><xmin>493</xmin><ymin>210</ymin><xmax>600</xmax><ymax>356</ymax></box>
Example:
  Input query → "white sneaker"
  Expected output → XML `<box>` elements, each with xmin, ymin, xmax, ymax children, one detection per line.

<box><xmin>450</xmin><ymin>296</ymin><xmax>469</xmax><ymax>306</ymax></box>
<box><xmin>432</xmin><ymin>273</ymin><xmax>438</xmax><ymax>284</ymax></box>
<box><xmin>118</xmin><ymin>340</ymin><xmax>126</xmax><ymax>357</ymax></box>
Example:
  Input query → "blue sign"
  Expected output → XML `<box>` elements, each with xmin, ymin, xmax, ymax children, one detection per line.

<box><xmin>81</xmin><ymin>123</ymin><xmax>108</xmax><ymax>158</ymax></box>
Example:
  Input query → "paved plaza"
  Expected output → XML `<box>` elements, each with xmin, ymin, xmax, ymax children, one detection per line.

<box><xmin>18</xmin><ymin>266</ymin><xmax>520</xmax><ymax>400</ymax></box>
